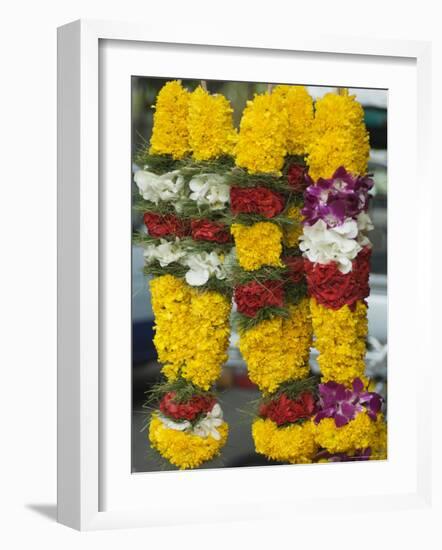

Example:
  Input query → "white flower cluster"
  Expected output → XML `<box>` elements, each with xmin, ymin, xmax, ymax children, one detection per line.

<box><xmin>158</xmin><ymin>403</ymin><xmax>224</xmax><ymax>440</ymax></box>
<box><xmin>143</xmin><ymin>238</ymin><xmax>234</xmax><ymax>286</ymax></box>
<box><xmin>299</xmin><ymin>213</ymin><xmax>373</xmax><ymax>274</ymax></box>
<box><xmin>134</xmin><ymin>167</ymin><xmax>230</xmax><ymax>212</ymax></box>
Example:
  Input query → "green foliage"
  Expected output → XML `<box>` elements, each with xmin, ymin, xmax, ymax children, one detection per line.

<box><xmin>262</xmin><ymin>375</ymin><xmax>320</xmax><ymax>404</ymax></box>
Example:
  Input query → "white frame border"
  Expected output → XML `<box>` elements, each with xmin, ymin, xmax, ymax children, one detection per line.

<box><xmin>57</xmin><ymin>19</ymin><xmax>432</xmax><ymax>531</ymax></box>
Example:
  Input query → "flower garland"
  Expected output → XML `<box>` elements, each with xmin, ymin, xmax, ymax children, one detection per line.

<box><xmin>135</xmin><ymin>81</ymin><xmax>387</xmax><ymax>468</ymax></box>
<box><xmin>300</xmin><ymin>91</ymin><xmax>387</xmax><ymax>460</ymax></box>
<box><xmin>227</xmin><ymin>86</ymin><xmax>318</xmax><ymax>463</ymax></box>
<box><xmin>188</xmin><ymin>86</ymin><xmax>237</xmax><ymax>160</ymax></box>
<box><xmin>137</xmin><ymin>82</ymin><xmax>242</xmax><ymax>468</ymax></box>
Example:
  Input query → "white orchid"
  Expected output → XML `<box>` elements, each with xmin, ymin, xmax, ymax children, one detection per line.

<box><xmin>188</xmin><ymin>174</ymin><xmax>230</xmax><ymax>210</ymax></box>
<box><xmin>143</xmin><ymin>238</ymin><xmax>187</xmax><ymax>267</ymax></box>
<box><xmin>182</xmin><ymin>251</ymin><xmax>227</xmax><ymax>287</ymax></box>
<box><xmin>300</xmin><ymin>218</ymin><xmax>362</xmax><ymax>274</ymax></box>
<box><xmin>134</xmin><ymin>168</ymin><xmax>186</xmax><ymax>205</ymax></box>
<box><xmin>192</xmin><ymin>404</ymin><xmax>224</xmax><ymax>440</ymax></box>
<box><xmin>157</xmin><ymin>404</ymin><xmax>224</xmax><ymax>441</ymax></box>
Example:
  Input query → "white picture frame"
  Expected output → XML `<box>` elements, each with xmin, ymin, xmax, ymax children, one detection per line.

<box><xmin>57</xmin><ymin>19</ymin><xmax>432</xmax><ymax>531</ymax></box>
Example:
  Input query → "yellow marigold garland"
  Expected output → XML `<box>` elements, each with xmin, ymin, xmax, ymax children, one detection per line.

<box><xmin>188</xmin><ymin>86</ymin><xmax>237</xmax><ymax>161</ymax></box>
<box><xmin>149</xmin><ymin>415</ymin><xmax>229</xmax><ymax>469</ymax></box>
<box><xmin>239</xmin><ymin>299</ymin><xmax>312</xmax><ymax>394</ymax></box>
<box><xmin>252</xmin><ymin>418</ymin><xmax>318</xmax><ymax>464</ymax></box>
<box><xmin>273</xmin><ymin>85</ymin><xmax>314</xmax><ymax>155</ymax></box>
<box><xmin>150</xmin><ymin>275</ymin><xmax>231</xmax><ymax>390</ymax></box>
<box><xmin>306</xmin><ymin>92</ymin><xmax>370</xmax><ymax>180</ymax></box>
<box><xmin>310</xmin><ymin>297</ymin><xmax>368</xmax><ymax>386</ymax></box>
<box><xmin>231</xmin><ymin>222</ymin><xmax>284</xmax><ymax>271</ymax></box>
<box><xmin>283</xmin><ymin>206</ymin><xmax>303</xmax><ymax>247</ymax></box>
<box><xmin>149</xmin><ymin>80</ymin><xmax>190</xmax><ymax>159</ymax></box>
<box><xmin>235</xmin><ymin>91</ymin><xmax>288</xmax><ymax>174</ymax></box>
<box><xmin>314</xmin><ymin>413</ymin><xmax>385</xmax><ymax>455</ymax></box>
<box><xmin>369</xmin><ymin>417</ymin><xmax>388</xmax><ymax>460</ymax></box>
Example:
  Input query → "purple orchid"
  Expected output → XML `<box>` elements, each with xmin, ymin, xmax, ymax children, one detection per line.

<box><xmin>302</xmin><ymin>167</ymin><xmax>374</xmax><ymax>228</ymax></box>
<box><xmin>314</xmin><ymin>378</ymin><xmax>382</xmax><ymax>428</ymax></box>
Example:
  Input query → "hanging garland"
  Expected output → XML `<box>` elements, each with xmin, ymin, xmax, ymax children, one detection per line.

<box><xmin>134</xmin><ymin>80</ymin><xmax>388</xmax><ymax>469</ymax></box>
<box><xmin>300</xmin><ymin>90</ymin><xmax>387</xmax><ymax>460</ymax></box>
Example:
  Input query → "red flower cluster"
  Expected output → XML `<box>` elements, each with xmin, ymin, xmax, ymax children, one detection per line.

<box><xmin>144</xmin><ymin>212</ymin><xmax>189</xmax><ymax>238</ymax></box>
<box><xmin>287</xmin><ymin>163</ymin><xmax>308</xmax><ymax>193</ymax></box>
<box><xmin>234</xmin><ymin>280</ymin><xmax>284</xmax><ymax>318</ymax></box>
<box><xmin>190</xmin><ymin>219</ymin><xmax>231</xmax><ymax>244</ymax></box>
<box><xmin>282</xmin><ymin>255</ymin><xmax>305</xmax><ymax>284</ymax></box>
<box><xmin>230</xmin><ymin>186</ymin><xmax>285</xmax><ymax>218</ymax></box>
<box><xmin>159</xmin><ymin>392</ymin><xmax>216</xmax><ymax>422</ymax></box>
<box><xmin>259</xmin><ymin>392</ymin><xmax>316</xmax><ymax>426</ymax></box>
<box><xmin>304</xmin><ymin>246</ymin><xmax>371</xmax><ymax>310</ymax></box>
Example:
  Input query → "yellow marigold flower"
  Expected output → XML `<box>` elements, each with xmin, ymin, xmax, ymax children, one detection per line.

<box><xmin>231</xmin><ymin>222</ymin><xmax>284</xmax><ymax>271</ymax></box>
<box><xmin>235</xmin><ymin>91</ymin><xmax>288</xmax><ymax>174</ymax></box>
<box><xmin>370</xmin><ymin>417</ymin><xmax>388</xmax><ymax>460</ymax></box>
<box><xmin>149</xmin><ymin>415</ymin><xmax>229</xmax><ymax>469</ymax></box>
<box><xmin>310</xmin><ymin>297</ymin><xmax>368</xmax><ymax>386</ymax></box>
<box><xmin>149</xmin><ymin>80</ymin><xmax>190</xmax><ymax>159</ymax></box>
<box><xmin>283</xmin><ymin>206</ymin><xmax>303</xmax><ymax>247</ymax></box>
<box><xmin>239</xmin><ymin>299</ymin><xmax>312</xmax><ymax>393</ymax></box>
<box><xmin>252</xmin><ymin>418</ymin><xmax>317</xmax><ymax>464</ymax></box>
<box><xmin>150</xmin><ymin>275</ymin><xmax>231</xmax><ymax>390</ymax></box>
<box><xmin>306</xmin><ymin>92</ymin><xmax>370</xmax><ymax>180</ymax></box>
<box><xmin>273</xmin><ymin>85</ymin><xmax>314</xmax><ymax>155</ymax></box>
<box><xmin>188</xmin><ymin>86</ymin><xmax>237</xmax><ymax>161</ymax></box>
<box><xmin>315</xmin><ymin>413</ymin><xmax>386</xmax><ymax>455</ymax></box>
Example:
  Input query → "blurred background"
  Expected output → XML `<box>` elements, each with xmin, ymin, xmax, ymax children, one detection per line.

<box><xmin>131</xmin><ymin>78</ymin><xmax>387</xmax><ymax>472</ymax></box>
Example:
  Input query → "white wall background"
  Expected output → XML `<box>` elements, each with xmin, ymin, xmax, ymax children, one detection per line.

<box><xmin>0</xmin><ymin>1</ymin><xmax>440</xmax><ymax>548</ymax></box>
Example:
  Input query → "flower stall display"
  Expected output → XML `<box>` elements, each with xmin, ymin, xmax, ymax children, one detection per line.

<box><xmin>134</xmin><ymin>80</ymin><xmax>387</xmax><ymax>470</ymax></box>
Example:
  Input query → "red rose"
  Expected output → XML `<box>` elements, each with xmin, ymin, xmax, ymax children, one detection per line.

<box><xmin>282</xmin><ymin>255</ymin><xmax>305</xmax><ymax>284</ymax></box>
<box><xmin>230</xmin><ymin>186</ymin><xmax>285</xmax><ymax>218</ymax></box>
<box><xmin>304</xmin><ymin>246</ymin><xmax>371</xmax><ymax>310</ymax></box>
<box><xmin>143</xmin><ymin>212</ymin><xmax>190</xmax><ymax>238</ymax></box>
<box><xmin>259</xmin><ymin>392</ymin><xmax>316</xmax><ymax>426</ymax></box>
<box><xmin>190</xmin><ymin>219</ymin><xmax>231</xmax><ymax>244</ymax></box>
<box><xmin>287</xmin><ymin>163</ymin><xmax>308</xmax><ymax>193</ymax></box>
<box><xmin>159</xmin><ymin>392</ymin><xmax>216</xmax><ymax>422</ymax></box>
<box><xmin>234</xmin><ymin>280</ymin><xmax>284</xmax><ymax>318</ymax></box>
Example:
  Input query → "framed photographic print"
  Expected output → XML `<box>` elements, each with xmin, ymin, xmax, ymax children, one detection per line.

<box><xmin>57</xmin><ymin>19</ymin><xmax>432</xmax><ymax>530</ymax></box>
